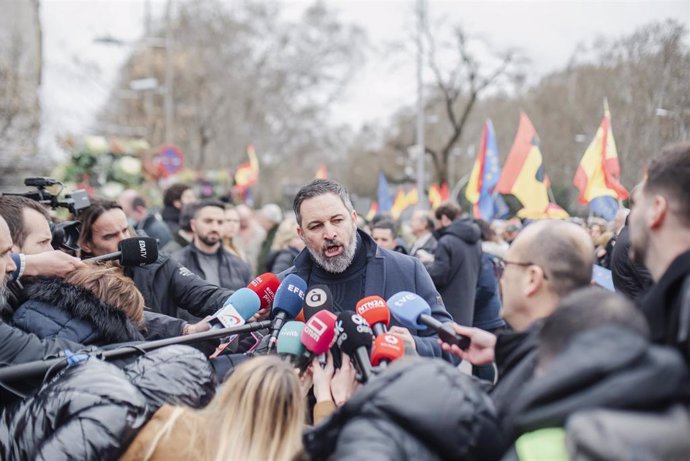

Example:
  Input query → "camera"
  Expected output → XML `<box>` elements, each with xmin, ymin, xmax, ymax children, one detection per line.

<box><xmin>2</xmin><ymin>177</ymin><xmax>91</xmax><ymax>253</ymax></box>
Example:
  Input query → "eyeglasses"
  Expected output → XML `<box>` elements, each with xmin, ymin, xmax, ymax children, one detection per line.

<box><xmin>495</xmin><ymin>258</ymin><xmax>549</xmax><ymax>280</ymax></box>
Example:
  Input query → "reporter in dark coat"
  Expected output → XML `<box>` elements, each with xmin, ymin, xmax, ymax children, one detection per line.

<box><xmin>304</xmin><ymin>357</ymin><xmax>504</xmax><ymax>461</ymax></box>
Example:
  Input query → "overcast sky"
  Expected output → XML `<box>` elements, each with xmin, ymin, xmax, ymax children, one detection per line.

<box><xmin>40</xmin><ymin>0</ymin><xmax>690</xmax><ymax>157</ymax></box>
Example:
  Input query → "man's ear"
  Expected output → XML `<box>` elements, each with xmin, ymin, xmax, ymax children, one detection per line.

<box><xmin>297</xmin><ymin>225</ymin><xmax>304</xmax><ymax>241</ymax></box>
<box><xmin>351</xmin><ymin>210</ymin><xmax>358</xmax><ymax>229</ymax></box>
<box><xmin>523</xmin><ymin>265</ymin><xmax>545</xmax><ymax>297</ymax></box>
<box><xmin>190</xmin><ymin>218</ymin><xmax>198</xmax><ymax>234</ymax></box>
<box><xmin>648</xmin><ymin>195</ymin><xmax>667</xmax><ymax>230</ymax></box>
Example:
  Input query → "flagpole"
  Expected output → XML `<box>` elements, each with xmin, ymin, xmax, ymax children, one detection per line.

<box><xmin>415</xmin><ymin>0</ymin><xmax>428</xmax><ymax>209</ymax></box>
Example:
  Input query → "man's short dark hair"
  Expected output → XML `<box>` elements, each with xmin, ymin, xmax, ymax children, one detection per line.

<box><xmin>131</xmin><ymin>195</ymin><xmax>147</xmax><ymax>210</ymax></box>
<box><xmin>644</xmin><ymin>142</ymin><xmax>690</xmax><ymax>226</ymax></box>
<box><xmin>163</xmin><ymin>183</ymin><xmax>191</xmax><ymax>208</ymax></box>
<box><xmin>538</xmin><ymin>286</ymin><xmax>649</xmax><ymax>365</ymax></box>
<box><xmin>188</xmin><ymin>199</ymin><xmax>226</xmax><ymax>220</ymax></box>
<box><xmin>434</xmin><ymin>202</ymin><xmax>461</xmax><ymax>222</ymax></box>
<box><xmin>0</xmin><ymin>196</ymin><xmax>51</xmax><ymax>249</ymax></box>
<box><xmin>372</xmin><ymin>219</ymin><xmax>397</xmax><ymax>238</ymax></box>
<box><xmin>78</xmin><ymin>199</ymin><xmax>123</xmax><ymax>247</ymax></box>
<box><xmin>293</xmin><ymin>179</ymin><xmax>354</xmax><ymax>226</ymax></box>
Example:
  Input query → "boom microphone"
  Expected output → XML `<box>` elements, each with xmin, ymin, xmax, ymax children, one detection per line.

<box><xmin>247</xmin><ymin>272</ymin><xmax>280</xmax><ymax>311</ymax></box>
<box><xmin>301</xmin><ymin>310</ymin><xmax>337</xmax><ymax>367</ymax></box>
<box><xmin>355</xmin><ymin>295</ymin><xmax>390</xmax><ymax>337</ymax></box>
<box><xmin>209</xmin><ymin>288</ymin><xmax>261</xmax><ymax>330</ymax></box>
<box><xmin>303</xmin><ymin>284</ymin><xmax>334</xmax><ymax>321</ymax></box>
<box><xmin>371</xmin><ymin>333</ymin><xmax>405</xmax><ymax>367</ymax></box>
<box><xmin>335</xmin><ymin>311</ymin><xmax>374</xmax><ymax>383</ymax></box>
<box><xmin>387</xmin><ymin>291</ymin><xmax>470</xmax><ymax>350</ymax></box>
<box><xmin>85</xmin><ymin>237</ymin><xmax>158</xmax><ymax>266</ymax></box>
<box><xmin>267</xmin><ymin>274</ymin><xmax>307</xmax><ymax>352</ymax></box>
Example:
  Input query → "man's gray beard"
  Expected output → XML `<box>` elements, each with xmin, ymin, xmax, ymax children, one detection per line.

<box><xmin>308</xmin><ymin>230</ymin><xmax>358</xmax><ymax>274</ymax></box>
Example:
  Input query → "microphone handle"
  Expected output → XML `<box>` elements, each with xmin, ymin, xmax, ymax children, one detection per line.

<box><xmin>0</xmin><ymin>320</ymin><xmax>272</xmax><ymax>384</ymax></box>
<box><xmin>267</xmin><ymin>311</ymin><xmax>288</xmax><ymax>353</ymax></box>
<box><xmin>372</xmin><ymin>323</ymin><xmax>387</xmax><ymax>337</ymax></box>
<box><xmin>353</xmin><ymin>347</ymin><xmax>373</xmax><ymax>383</ymax></box>
<box><xmin>84</xmin><ymin>251</ymin><xmax>121</xmax><ymax>263</ymax></box>
<box><xmin>419</xmin><ymin>314</ymin><xmax>470</xmax><ymax>350</ymax></box>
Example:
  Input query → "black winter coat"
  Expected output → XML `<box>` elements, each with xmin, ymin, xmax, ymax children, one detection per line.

<box><xmin>304</xmin><ymin>357</ymin><xmax>504</xmax><ymax>461</ymax></box>
<box><xmin>427</xmin><ymin>218</ymin><xmax>482</xmax><ymax>326</ymax></box>
<box><xmin>0</xmin><ymin>345</ymin><xmax>215</xmax><ymax>461</ymax></box>
<box><xmin>125</xmin><ymin>254</ymin><xmax>233</xmax><ymax>319</ymax></box>
<box><xmin>0</xmin><ymin>360</ymin><xmax>149</xmax><ymax>461</ymax></box>
<box><xmin>639</xmin><ymin>250</ymin><xmax>690</xmax><ymax>364</ymax></box>
<box><xmin>504</xmin><ymin>326</ymin><xmax>690</xmax><ymax>440</ymax></box>
<box><xmin>12</xmin><ymin>278</ymin><xmax>145</xmax><ymax>346</ymax></box>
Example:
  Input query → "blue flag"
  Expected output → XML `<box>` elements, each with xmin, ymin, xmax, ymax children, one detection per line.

<box><xmin>377</xmin><ymin>172</ymin><xmax>393</xmax><ymax>213</ymax></box>
<box><xmin>590</xmin><ymin>196</ymin><xmax>619</xmax><ymax>221</ymax></box>
<box><xmin>477</xmin><ymin>120</ymin><xmax>502</xmax><ymax>221</ymax></box>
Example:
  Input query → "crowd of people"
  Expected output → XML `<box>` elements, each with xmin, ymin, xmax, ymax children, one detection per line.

<box><xmin>0</xmin><ymin>142</ymin><xmax>688</xmax><ymax>460</ymax></box>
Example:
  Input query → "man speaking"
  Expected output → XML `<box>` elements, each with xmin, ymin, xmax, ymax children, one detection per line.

<box><xmin>283</xmin><ymin>179</ymin><xmax>453</xmax><ymax>358</ymax></box>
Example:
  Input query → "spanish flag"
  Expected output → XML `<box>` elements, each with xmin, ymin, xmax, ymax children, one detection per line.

<box><xmin>573</xmin><ymin>100</ymin><xmax>629</xmax><ymax>206</ymax></box>
<box><xmin>315</xmin><ymin>163</ymin><xmax>328</xmax><ymax>179</ymax></box>
<box><xmin>235</xmin><ymin>144</ymin><xmax>260</xmax><ymax>190</ymax></box>
<box><xmin>495</xmin><ymin>113</ymin><xmax>549</xmax><ymax>213</ymax></box>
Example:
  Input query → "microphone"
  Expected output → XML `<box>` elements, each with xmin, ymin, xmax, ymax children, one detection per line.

<box><xmin>371</xmin><ymin>333</ymin><xmax>405</xmax><ymax>367</ymax></box>
<box><xmin>335</xmin><ymin>311</ymin><xmax>374</xmax><ymax>383</ymax></box>
<box><xmin>301</xmin><ymin>310</ymin><xmax>337</xmax><ymax>367</ymax></box>
<box><xmin>267</xmin><ymin>274</ymin><xmax>307</xmax><ymax>352</ymax></box>
<box><xmin>209</xmin><ymin>288</ymin><xmax>261</xmax><ymax>330</ymax></box>
<box><xmin>277</xmin><ymin>321</ymin><xmax>308</xmax><ymax>369</ymax></box>
<box><xmin>247</xmin><ymin>272</ymin><xmax>280</xmax><ymax>311</ymax></box>
<box><xmin>356</xmin><ymin>295</ymin><xmax>390</xmax><ymax>337</ymax></box>
<box><xmin>85</xmin><ymin>237</ymin><xmax>158</xmax><ymax>266</ymax></box>
<box><xmin>387</xmin><ymin>291</ymin><xmax>470</xmax><ymax>350</ymax></box>
<box><xmin>303</xmin><ymin>284</ymin><xmax>334</xmax><ymax>321</ymax></box>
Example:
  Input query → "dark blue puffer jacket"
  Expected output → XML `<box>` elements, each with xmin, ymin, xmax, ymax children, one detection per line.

<box><xmin>12</xmin><ymin>277</ymin><xmax>144</xmax><ymax>346</ymax></box>
<box><xmin>0</xmin><ymin>345</ymin><xmax>216</xmax><ymax>461</ymax></box>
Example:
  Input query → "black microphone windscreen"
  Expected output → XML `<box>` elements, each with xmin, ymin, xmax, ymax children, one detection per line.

<box><xmin>335</xmin><ymin>311</ymin><xmax>374</xmax><ymax>355</ymax></box>
<box><xmin>303</xmin><ymin>284</ymin><xmax>334</xmax><ymax>320</ymax></box>
<box><xmin>118</xmin><ymin>237</ymin><xmax>158</xmax><ymax>266</ymax></box>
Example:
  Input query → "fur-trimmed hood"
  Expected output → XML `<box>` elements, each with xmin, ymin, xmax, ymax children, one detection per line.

<box><xmin>12</xmin><ymin>277</ymin><xmax>145</xmax><ymax>346</ymax></box>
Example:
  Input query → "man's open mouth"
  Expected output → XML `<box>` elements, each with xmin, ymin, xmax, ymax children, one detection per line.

<box><xmin>323</xmin><ymin>243</ymin><xmax>343</xmax><ymax>258</ymax></box>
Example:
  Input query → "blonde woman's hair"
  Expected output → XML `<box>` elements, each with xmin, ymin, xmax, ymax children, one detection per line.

<box><xmin>271</xmin><ymin>213</ymin><xmax>299</xmax><ymax>252</ymax></box>
<box><xmin>143</xmin><ymin>356</ymin><xmax>305</xmax><ymax>461</ymax></box>
<box><xmin>64</xmin><ymin>264</ymin><xmax>145</xmax><ymax>328</ymax></box>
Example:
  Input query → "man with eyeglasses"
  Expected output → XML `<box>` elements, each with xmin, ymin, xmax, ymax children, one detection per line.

<box><xmin>438</xmin><ymin>219</ymin><xmax>594</xmax><ymax>424</ymax></box>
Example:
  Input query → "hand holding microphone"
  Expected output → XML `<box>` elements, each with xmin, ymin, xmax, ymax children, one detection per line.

<box><xmin>387</xmin><ymin>291</ymin><xmax>470</xmax><ymax>350</ymax></box>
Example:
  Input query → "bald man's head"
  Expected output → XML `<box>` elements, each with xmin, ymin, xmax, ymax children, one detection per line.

<box><xmin>512</xmin><ymin>220</ymin><xmax>594</xmax><ymax>297</ymax></box>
